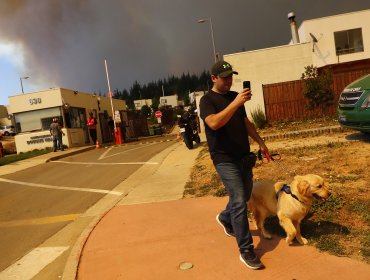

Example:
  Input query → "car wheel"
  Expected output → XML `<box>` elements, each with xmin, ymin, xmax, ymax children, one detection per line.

<box><xmin>4</xmin><ymin>132</ymin><xmax>9</xmax><ymax>136</ymax></box>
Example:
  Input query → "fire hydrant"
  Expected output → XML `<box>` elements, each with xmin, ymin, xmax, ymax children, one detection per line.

<box><xmin>0</xmin><ymin>142</ymin><xmax>3</xmax><ymax>158</ymax></box>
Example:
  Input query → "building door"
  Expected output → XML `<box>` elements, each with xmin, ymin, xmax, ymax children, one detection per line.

<box><xmin>99</xmin><ymin>113</ymin><xmax>112</xmax><ymax>143</ymax></box>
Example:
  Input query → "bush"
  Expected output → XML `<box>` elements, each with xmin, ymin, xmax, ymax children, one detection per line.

<box><xmin>251</xmin><ymin>105</ymin><xmax>267</xmax><ymax>129</ymax></box>
<box><xmin>301</xmin><ymin>65</ymin><xmax>334</xmax><ymax>114</ymax></box>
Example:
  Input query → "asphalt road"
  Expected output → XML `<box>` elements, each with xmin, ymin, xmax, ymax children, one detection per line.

<box><xmin>0</xmin><ymin>139</ymin><xmax>176</xmax><ymax>279</ymax></box>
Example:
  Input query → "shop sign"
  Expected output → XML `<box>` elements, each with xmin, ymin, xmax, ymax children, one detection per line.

<box><xmin>114</xmin><ymin>110</ymin><xmax>121</xmax><ymax>123</ymax></box>
<box><xmin>27</xmin><ymin>134</ymin><xmax>52</xmax><ymax>145</ymax></box>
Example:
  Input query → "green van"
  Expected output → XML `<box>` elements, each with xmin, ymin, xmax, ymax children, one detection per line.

<box><xmin>338</xmin><ymin>74</ymin><xmax>370</xmax><ymax>133</ymax></box>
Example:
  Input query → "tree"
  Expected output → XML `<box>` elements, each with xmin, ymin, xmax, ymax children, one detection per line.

<box><xmin>151</xmin><ymin>96</ymin><xmax>159</xmax><ymax>112</ymax></box>
<box><xmin>98</xmin><ymin>70</ymin><xmax>212</xmax><ymax>108</ymax></box>
<box><xmin>129</xmin><ymin>81</ymin><xmax>142</xmax><ymax>100</ymax></box>
<box><xmin>140</xmin><ymin>105</ymin><xmax>152</xmax><ymax>118</ymax></box>
<box><xmin>301</xmin><ymin>65</ymin><xmax>334</xmax><ymax>114</ymax></box>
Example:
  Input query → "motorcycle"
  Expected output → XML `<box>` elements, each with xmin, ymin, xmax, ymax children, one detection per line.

<box><xmin>177</xmin><ymin>111</ymin><xmax>200</xmax><ymax>149</ymax></box>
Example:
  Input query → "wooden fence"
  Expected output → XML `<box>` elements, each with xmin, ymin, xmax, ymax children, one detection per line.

<box><xmin>262</xmin><ymin>60</ymin><xmax>370</xmax><ymax>122</ymax></box>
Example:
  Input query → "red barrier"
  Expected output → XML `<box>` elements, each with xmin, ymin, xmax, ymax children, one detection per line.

<box><xmin>115</xmin><ymin>127</ymin><xmax>122</xmax><ymax>144</ymax></box>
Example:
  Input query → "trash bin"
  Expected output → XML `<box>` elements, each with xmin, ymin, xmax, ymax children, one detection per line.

<box><xmin>156</xmin><ymin>126</ymin><xmax>163</xmax><ymax>135</ymax></box>
<box><xmin>149</xmin><ymin>127</ymin><xmax>155</xmax><ymax>136</ymax></box>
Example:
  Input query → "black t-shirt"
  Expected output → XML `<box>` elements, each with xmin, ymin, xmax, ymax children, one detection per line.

<box><xmin>199</xmin><ymin>90</ymin><xmax>250</xmax><ymax>164</ymax></box>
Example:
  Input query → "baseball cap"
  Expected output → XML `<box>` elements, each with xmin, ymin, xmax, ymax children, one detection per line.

<box><xmin>211</xmin><ymin>60</ymin><xmax>238</xmax><ymax>78</ymax></box>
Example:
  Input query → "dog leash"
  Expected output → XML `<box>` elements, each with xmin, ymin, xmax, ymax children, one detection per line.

<box><xmin>257</xmin><ymin>149</ymin><xmax>281</xmax><ymax>162</ymax></box>
<box><xmin>257</xmin><ymin>149</ymin><xmax>296</xmax><ymax>177</ymax></box>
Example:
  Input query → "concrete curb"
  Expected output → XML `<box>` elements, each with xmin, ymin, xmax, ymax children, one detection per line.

<box><xmin>260</xmin><ymin>125</ymin><xmax>348</xmax><ymax>141</ymax></box>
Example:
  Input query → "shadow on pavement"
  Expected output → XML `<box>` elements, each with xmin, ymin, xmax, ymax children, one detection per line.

<box><xmin>345</xmin><ymin>132</ymin><xmax>370</xmax><ymax>142</ymax></box>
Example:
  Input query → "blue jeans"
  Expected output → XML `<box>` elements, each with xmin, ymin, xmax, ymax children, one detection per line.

<box><xmin>215</xmin><ymin>161</ymin><xmax>254</xmax><ymax>253</ymax></box>
<box><xmin>52</xmin><ymin>135</ymin><xmax>63</xmax><ymax>151</ymax></box>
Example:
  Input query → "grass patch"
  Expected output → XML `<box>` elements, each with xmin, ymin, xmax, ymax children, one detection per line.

<box><xmin>360</xmin><ymin>233</ymin><xmax>370</xmax><ymax>259</ymax></box>
<box><xmin>214</xmin><ymin>188</ymin><xmax>227</xmax><ymax>197</ymax></box>
<box><xmin>0</xmin><ymin>148</ymin><xmax>52</xmax><ymax>166</ymax></box>
<box><xmin>315</xmin><ymin>235</ymin><xmax>347</xmax><ymax>256</ymax></box>
<box><xmin>311</xmin><ymin>196</ymin><xmax>345</xmax><ymax>219</ymax></box>
<box><xmin>347</xmin><ymin>199</ymin><xmax>370</xmax><ymax>224</ymax></box>
<box><xmin>251</xmin><ymin>105</ymin><xmax>267</xmax><ymax>129</ymax></box>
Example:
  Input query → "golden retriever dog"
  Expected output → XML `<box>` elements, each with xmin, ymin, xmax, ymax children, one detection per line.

<box><xmin>248</xmin><ymin>174</ymin><xmax>331</xmax><ymax>245</ymax></box>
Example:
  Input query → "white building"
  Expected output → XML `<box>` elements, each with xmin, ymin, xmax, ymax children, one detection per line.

<box><xmin>159</xmin><ymin>95</ymin><xmax>178</xmax><ymax>107</ymax></box>
<box><xmin>224</xmin><ymin>9</ymin><xmax>370</xmax><ymax>115</ymax></box>
<box><xmin>134</xmin><ymin>99</ymin><xmax>152</xmax><ymax>110</ymax></box>
<box><xmin>8</xmin><ymin>88</ymin><xmax>126</xmax><ymax>153</ymax></box>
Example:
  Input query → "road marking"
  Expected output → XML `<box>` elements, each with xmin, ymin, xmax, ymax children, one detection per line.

<box><xmin>98</xmin><ymin>146</ymin><xmax>112</xmax><ymax>160</ymax></box>
<box><xmin>0</xmin><ymin>178</ymin><xmax>123</xmax><ymax>196</ymax></box>
<box><xmin>51</xmin><ymin>161</ymin><xmax>158</xmax><ymax>165</ymax></box>
<box><xmin>0</xmin><ymin>214</ymin><xmax>80</xmax><ymax>228</ymax></box>
<box><xmin>0</xmin><ymin>246</ymin><xmax>69</xmax><ymax>280</ymax></box>
<box><xmin>99</xmin><ymin>142</ymin><xmax>158</xmax><ymax>160</ymax></box>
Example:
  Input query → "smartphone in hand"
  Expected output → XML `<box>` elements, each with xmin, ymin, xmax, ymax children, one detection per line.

<box><xmin>243</xmin><ymin>81</ymin><xmax>251</xmax><ymax>89</ymax></box>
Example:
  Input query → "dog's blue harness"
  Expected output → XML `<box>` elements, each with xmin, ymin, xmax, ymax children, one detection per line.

<box><xmin>276</xmin><ymin>184</ymin><xmax>303</xmax><ymax>203</ymax></box>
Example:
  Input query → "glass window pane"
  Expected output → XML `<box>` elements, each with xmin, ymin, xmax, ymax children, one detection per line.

<box><xmin>335</xmin><ymin>28</ymin><xmax>363</xmax><ymax>55</ymax></box>
<box><xmin>15</xmin><ymin>107</ymin><xmax>61</xmax><ymax>132</ymax></box>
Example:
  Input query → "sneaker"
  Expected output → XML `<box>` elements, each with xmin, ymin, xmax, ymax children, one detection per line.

<box><xmin>240</xmin><ymin>249</ymin><xmax>263</xmax><ymax>270</ymax></box>
<box><xmin>216</xmin><ymin>214</ymin><xmax>235</xmax><ymax>237</ymax></box>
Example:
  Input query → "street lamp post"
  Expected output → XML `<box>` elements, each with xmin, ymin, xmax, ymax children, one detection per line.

<box><xmin>197</xmin><ymin>17</ymin><xmax>217</xmax><ymax>63</ymax></box>
<box><xmin>20</xmin><ymin>76</ymin><xmax>29</xmax><ymax>94</ymax></box>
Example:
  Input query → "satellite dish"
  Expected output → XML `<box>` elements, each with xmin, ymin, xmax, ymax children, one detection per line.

<box><xmin>309</xmin><ymin>33</ymin><xmax>318</xmax><ymax>52</ymax></box>
<box><xmin>309</xmin><ymin>33</ymin><xmax>318</xmax><ymax>43</ymax></box>
<box><xmin>7</xmin><ymin>114</ymin><xmax>13</xmax><ymax>120</ymax></box>
<box><xmin>64</xmin><ymin>103</ymin><xmax>70</xmax><ymax>109</ymax></box>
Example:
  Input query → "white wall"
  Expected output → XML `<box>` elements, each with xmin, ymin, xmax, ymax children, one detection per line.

<box><xmin>298</xmin><ymin>9</ymin><xmax>370</xmax><ymax>67</ymax></box>
<box><xmin>160</xmin><ymin>95</ymin><xmax>178</xmax><ymax>107</ymax></box>
<box><xmin>225</xmin><ymin>43</ymin><xmax>312</xmax><ymax>116</ymax></box>
<box><xmin>134</xmin><ymin>99</ymin><xmax>152</xmax><ymax>110</ymax></box>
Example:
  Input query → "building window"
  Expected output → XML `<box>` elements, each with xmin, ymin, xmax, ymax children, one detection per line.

<box><xmin>334</xmin><ymin>28</ymin><xmax>364</xmax><ymax>55</ymax></box>
<box><xmin>134</xmin><ymin>102</ymin><xmax>141</xmax><ymax>109</ymax></box>
<box><xmin>64</xmin><ymin>107</ymin><xmax>86</xmax><ymax>128</ymax></box>
<box><xmin>14</xmin><ymin>107</ymin><xmax>61</xmax><ymax>133</ymax></box>
<box><xmin>41</xmin><ymin>116</ymin><xmax>63</xmax><ymax>131</ymax></box>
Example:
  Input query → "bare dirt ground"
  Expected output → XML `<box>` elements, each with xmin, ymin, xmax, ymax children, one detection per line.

<box><xmin>184</xmin><ymin>118</ymin><xmax>370</xmax><ymax>263</ymax></box>
<box><xmin>0</xmin><ymin>136</ymin><xmax>16</xmax><ymax>154</ymax></box>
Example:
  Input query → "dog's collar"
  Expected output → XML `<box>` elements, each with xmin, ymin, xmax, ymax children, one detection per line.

<box><xmin>276</xmin><ymin>184</ymin><xmax>305</xmax><ymax>204</ymax></box>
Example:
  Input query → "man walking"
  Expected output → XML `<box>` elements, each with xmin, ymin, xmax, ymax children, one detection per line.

<box><xmin>50</xmin><ymin>117</ymin><xmax>64</xmax><ymax>152</ymax></box>
<box><xmin>199</xmin><ymin>60</ymin><xmax>269</xmax><ymax>269</ymax></box>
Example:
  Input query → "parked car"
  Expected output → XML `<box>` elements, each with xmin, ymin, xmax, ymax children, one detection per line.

<box><xmin>338</xmin><ymin>74</ymin><xmax>370</xmax><ymax>134</ymax></box>
<box><xmin>0</xmin><ymin>125</ymin><xmax>16</xmax><ymax>136</ymax></box>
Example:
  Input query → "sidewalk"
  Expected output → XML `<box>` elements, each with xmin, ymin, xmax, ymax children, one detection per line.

<box><xmin>74</xmin><ymin>127</ymin><xmax>369</xmax><ymax>280</ymax></box>
<box><xmin>77</xmin><ymin>197</ymin><xmax>369</xmax><ymax>280</ymax></box>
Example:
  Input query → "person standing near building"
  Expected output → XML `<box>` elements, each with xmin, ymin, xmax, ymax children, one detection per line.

<box><xmin>87</xmin><ymin>112</ymin><xmax>97</xmax><ymax>144</ymax></box>
<box><xmin>199</xmin><ymin>60</ymin><xmax>269</xmax><ymax>270</ymax></box>
<box><xmin>50</xmin><ymin>117</ymin><xmax>64</xmax><ymax>152</ymax></box>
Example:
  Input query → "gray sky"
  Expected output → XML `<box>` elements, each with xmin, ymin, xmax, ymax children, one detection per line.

<box><xmin>0</xmin><ymin>0</ymin><xmax>369</xmax><ymax>98</ymax></box>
